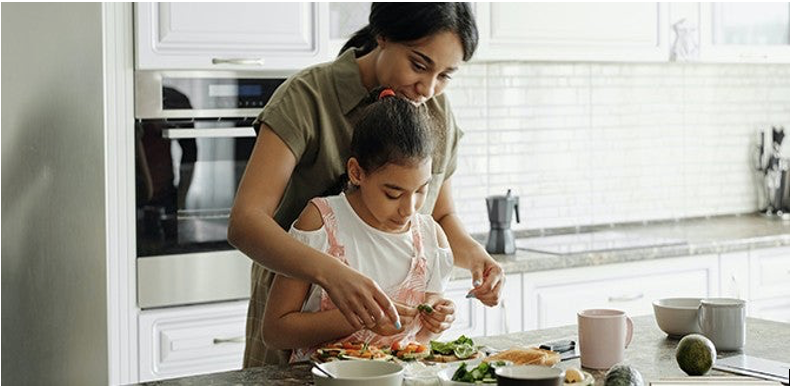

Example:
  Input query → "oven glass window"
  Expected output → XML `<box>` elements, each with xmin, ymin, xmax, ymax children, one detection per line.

<box><xmin>135</xmin><ymin>119</ymin><xmax>255</xmax><ymax>256</ymax></box>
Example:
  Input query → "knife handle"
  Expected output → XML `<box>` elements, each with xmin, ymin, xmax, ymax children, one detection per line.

<box><xmin>539</xmin><ymin>340</ymin><xmax>576</xmax><ymax>353</ymax></box>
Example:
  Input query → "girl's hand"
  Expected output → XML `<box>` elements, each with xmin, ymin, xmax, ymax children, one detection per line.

<box><xmin>321</xmin><ymin>263</ymin><xmax>401</xmax><ymax>331</ymax></box>
<box><xmin>368</xmin><ymin>302</ymin><xmax>418</xmax><ymax>336</ymax></box>
<box><xmin>419</xmin><ymin>298</ymin><xmax>455</xmax><ymax>334</ymax></box>
<box><xmin>464</xmin><ymin>253</ymin><xmax>504</xmax><ymax>307</ymax></box>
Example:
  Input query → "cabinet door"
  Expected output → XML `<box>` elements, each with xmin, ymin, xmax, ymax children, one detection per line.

<box><xmin>523</xmin><ymin>255</ymin><xmax>718</xmax><ymax>330</ymax></box>
<box><xmin>439</xmin><ymin>278</ymin><xmax>485</xmax><ymax>340</ymax></box>
<box><xmin>699</xmin><ymin>2</ymin><xmax>790</xmax><ymax>63</ymax></box>
<box><xmin>135</xmin><ymin>2</ymin><xmax>328</xmax><ymax>70</ymax></box>
<box><xmin>719</xmin><ymin>251</ymin><xmax>750</xmax><ymax>299</ymax></box>
<box><xmin>476</xmin><ymin>3</ymin><xmax>668</xmax><ymax>62</ymax></box>
<box><xmin>138</xmin><ymin>301</ymin><xmax>248</xmax><ymax>382</ymax></box>
<box><xmin>749</xmin><ymin>246</ymin><xmax>791</xmax><ymax>300</ymax></box>
<box><xmin>485</xmin><ymin>273</ymin><xmax>522</xmax><ymax>336</ymax></box>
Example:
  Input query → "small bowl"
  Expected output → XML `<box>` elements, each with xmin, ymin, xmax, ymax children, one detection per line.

<box><xmin>652</xmin><ymin>297</ymin><xmax>703</xmax><ymax>338</ymax></box>
<box><xmin>311</xmin><ymin>360</ymin><xmax>404</xmax><ymax>386</ymax></box>
<box><xmin>437</xmin><ymin>359</ymin><xmax>511</xmax><ymax>386</ymax></box>
<box><xmin>495</xmin><ymin>365</ymin><xmax>564</xmax><ymax>386</ymax></box>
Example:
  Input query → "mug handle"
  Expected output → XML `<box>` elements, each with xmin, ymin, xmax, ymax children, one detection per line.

<box><xmin>697</xmin><ymin>303</ymin><xmax>704</xmax><ymax>331</ymax></box>
<box><xmin>624</xmin><ymin>316</ymin><xmax>634</xmax><ymax>348</ymax></box>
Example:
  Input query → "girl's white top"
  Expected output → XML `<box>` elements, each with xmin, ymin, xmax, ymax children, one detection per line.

<box><xmin>289</xmin><ymin>193</ymin><xmax>455</xmax><ymax>312</ymax></box>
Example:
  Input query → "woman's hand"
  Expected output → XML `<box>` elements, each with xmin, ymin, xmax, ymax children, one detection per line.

<box><xmin>320</xmin><ymin>262</ymin><xmax>402</xmax><ymax>331</ymax></box>
<box><xmin>419</xmin><ymin>297</ymin><xmax>456</xmax><ymax>334</ymax></box>
<box><xmin>368</xmin><ymin>302</ymin><xmax>418</xmax><ymax>336</ymax></box>
<box><xmin>463</xmin><ymin>251</ymin><xmax>504</xmax><ymax>307</ymax></box>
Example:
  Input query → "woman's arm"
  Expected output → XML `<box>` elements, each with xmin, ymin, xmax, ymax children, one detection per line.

<box><xmin>431</xmin><ymin>179</ymin><xmax>504</xmax><ymax>307</ymax></box>
<box><xmin>228</xmin><ymin>125</ymin><xmax>399</xmax><ymax>330</ymax></box>
<box><xmin>262</xmin><ymin>273</ymin><xmax>358</xmax><ymax>350</ymax></box>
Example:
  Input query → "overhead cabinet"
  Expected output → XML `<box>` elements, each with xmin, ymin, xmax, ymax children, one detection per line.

<box><xmin>475</xmin><ymin>3</ymin><xmax>669</xmax><ymax>62</ymax></box>
<box><xmin>135</xmin><ymin>2</ymin><xmax>328</xmax><ymax>70</ymax></box>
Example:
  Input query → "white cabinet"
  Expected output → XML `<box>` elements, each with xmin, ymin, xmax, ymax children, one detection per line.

<box><xmin>135</xmin><ymin>2</ymin><xmax>328</xmax><ymax>70</ymax></box>
<box><xmin>328</xmin><ymin>2</ymin><xmax>370</xmax><ymax>60</ymax></box>
<box><xmin>476</xmin><ymin>3</ymin><xmax>669</xmax><ymax>62</ymax></box>
<box><xmin>699</xmin><ymin>2</ymin><xmax>790</xmax><ymax>63</ymax></box>
<box><xmin>522</xmin><ymin>255</ymin><xmax>719</xmax><ymax>330</ymax></box>
<box><xmin>484</xmin><ymin>273</ymin><xmax>523</xmax><ymax>336</ymax></box>
<box><xmin>138</xmin><ymin>301</ymin><xmax>248</xmax><ymax>382</ymax></box>
<box><xmin>719</xmin><ymin>251</ymin><xmax>751</xmax><ymax>299</ymax></box>
<box><xmin>747</xmin><ymin>246</ymin><xmax>790</xmax><ymax>322</ymax></box>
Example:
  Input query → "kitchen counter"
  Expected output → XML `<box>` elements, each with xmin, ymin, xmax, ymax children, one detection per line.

<box><xmin>452</xmin><ymin>213</ymin><xmax>789</xmax><ymax>280</ymax></box>
<box><xmin>132</xmin><ymin>315</ymin><xmax>789</xmax><ymax>385</ymax></box>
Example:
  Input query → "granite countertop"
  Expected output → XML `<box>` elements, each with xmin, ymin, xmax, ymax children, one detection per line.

<box><xmin>452</xmin><ymin>213</ymin><xmax>790</xmax><ymax>280</ymax></box>
<box><xmin>133</xmin><ymin>315</ymin><xmax>790</xmax><ymax>385</ymax></box>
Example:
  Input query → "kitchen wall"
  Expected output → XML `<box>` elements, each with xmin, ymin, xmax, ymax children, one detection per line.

<box><xmin>445</xmin><ymin>63</ymin><xmax>790</xmax><ymax>234</ymax></box>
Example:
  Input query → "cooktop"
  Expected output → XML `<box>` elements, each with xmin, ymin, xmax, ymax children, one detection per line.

<box><xmin>515</xmin><ymin>230</ymin><xmax>687</xmax><ymax>255</ymax></box>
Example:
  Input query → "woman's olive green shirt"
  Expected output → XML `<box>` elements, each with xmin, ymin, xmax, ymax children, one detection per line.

<box><xmin>243</xmin><ymin>48</ymin><xmax>464</xmax><ymax>367</ymax></box>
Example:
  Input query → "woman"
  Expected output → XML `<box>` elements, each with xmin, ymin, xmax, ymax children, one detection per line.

<box><xmin>228</xmin><ymin>3</ymin><xmax>505</xmax><ymax>366</ymax></box>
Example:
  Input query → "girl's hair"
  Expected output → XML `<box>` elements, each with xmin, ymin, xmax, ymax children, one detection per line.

<box><xmin>339</xmin><ymin>3</ymin><xmax>478</xmax><ymax>61</ymax></box>
<box><xmin>325</xmin><ymin>89</ymin><xmax>434</xmax><ymax>196</ymax></box>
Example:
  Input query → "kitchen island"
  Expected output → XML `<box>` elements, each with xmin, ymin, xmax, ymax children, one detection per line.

<box><xmin>133</xmin><ymin>315</ymin><xmax>789</xmax><ymax>385</ymax></box>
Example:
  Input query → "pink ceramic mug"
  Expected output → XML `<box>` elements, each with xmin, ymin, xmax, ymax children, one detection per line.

<box><xmin>577</xmin><ymin>309</ymin><xmax>634</xmax><ymax>369</ymax></box>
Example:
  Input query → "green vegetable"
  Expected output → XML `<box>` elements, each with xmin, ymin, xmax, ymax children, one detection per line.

<box><xmin>451</xmin><ymin>361</ymin><xmax>507</xmax><ymax>383</ymax></box>
<box><xmin>417</xmin><ymin>304</ymin><xmax>434</xmax><ymax>314</ymax></box>
<box><xmin>676</xmin><ymin>334</ymin><xmax>716</xmax><ymax>376</ymax></box>
<box><xmin>604</xmin><ymin>364</ymin><xmax>644</xmax><ymax>386</ymax></box>
<box><xmin>430</xmin><ymin>335</ymin><xmax>478</xmax><ymax>358</ymax></box>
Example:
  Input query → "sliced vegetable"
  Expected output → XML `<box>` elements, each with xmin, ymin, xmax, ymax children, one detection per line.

<box><xmin>451</xmin><ymin>360</ymin><xmax>507</xmax><ymax>383</ymax></box>
<box><xmin>430</xmin><ymin>335</ymin><xmax>478</xmax><ymax>359</ymax></box>
<box><xmin>417</xmin><ymin>304</ymin><xmax>434</xmax><ymax>314</ymax></box>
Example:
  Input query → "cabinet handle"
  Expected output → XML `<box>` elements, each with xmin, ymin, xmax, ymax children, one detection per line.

<box><xmin>738</xmin><ymin>54</ymin><xmax>768</xmax><ymax>60</ymax></box>
<box><xmin>501</xmin><ymin>299</ymin><xmax>509</xmax><ymax>334</ymax></box>
<box><xmin>213</xmin><ymin>336</ymin><xmax>245</xmax><ymax>344</ymax></box>
<box><xmin>212</xmin><ymin>58</ymin><xmax>266</xmax><ymax>66</ymax></box>
<box><xmin>608</xmin><ymin>293</ymin><xmax>644</xmax><ymax>302</ymax></box>
<box><xmin>162</xmin><ymin>127</ymin><xmax>256</xmax><ymax>139</ymax></box>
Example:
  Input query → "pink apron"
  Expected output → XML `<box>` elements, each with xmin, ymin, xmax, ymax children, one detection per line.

<box><xmin>290</xmin><ymin>197</ymin><xmax>428</xmax><ymax>362</ymax></box>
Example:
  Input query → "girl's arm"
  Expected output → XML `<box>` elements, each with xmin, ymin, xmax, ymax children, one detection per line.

<box><xmin>228</xmin><ymin>124</ymin><xmax>399</xmax><ymax>330</ymax></box>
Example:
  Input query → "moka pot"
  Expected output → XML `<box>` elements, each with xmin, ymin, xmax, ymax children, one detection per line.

<box><xmin>485</xmin><ymin>189</ymin><xmax>520</xmax><ymax>254</ymax></box>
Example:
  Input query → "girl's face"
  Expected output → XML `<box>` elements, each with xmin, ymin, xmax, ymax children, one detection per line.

<box><xmin>374</xmin><ymin>31</ymin><xmax>464</xmax><ymax>105</ymax></box>
<box><xmin>348</xmin><ymin>157</ymin><xmax>433</xmax><ymax>233</ymax></box>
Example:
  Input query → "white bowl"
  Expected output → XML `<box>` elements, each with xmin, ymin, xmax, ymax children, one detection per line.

<box><xmin>495</xmin><ymin>365</ymin><xmax>565</xmax><ymax>386</ymax></box>
<box><xmin>312</xmin><ymin>360</ymin><xmax>404</xmax><ymax>386</ymax></box>
<box><xmin>437</xmin><ymin>359</ymin><xmax>511</xmax><ymax>386</ymax></box>
<box><xmin>652</xmin><ymin>297</ymin><xmax>702</xmax><ymax>338</ymax></box>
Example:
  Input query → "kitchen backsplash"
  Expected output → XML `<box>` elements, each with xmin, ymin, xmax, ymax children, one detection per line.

<box><xmin>445</xmin><ymin>62</ymin><xmax>790</xmax><ymax>234</ymax></box>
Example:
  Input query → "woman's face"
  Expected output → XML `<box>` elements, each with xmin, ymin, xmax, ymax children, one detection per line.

<box><xmin>374</xmin><ymin>31</ymin><xmax>464</xmax><ymax>105</ymax></box>
<box><xmin>349</xmin><ymin>158</ymin><xmax>433</xmax><ymax>233</ymax></box>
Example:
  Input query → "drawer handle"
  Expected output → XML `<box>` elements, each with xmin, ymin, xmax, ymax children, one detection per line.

<box><xmin>213</xmin><ymin>336</ymin><xmax>245</xmax><ymax>345</ymax></box>
<box><xmin>608</xmin><ymin>293</ymin><xmax>644</xmax><ymax>302</ymax></box>
<box><xmin>212</xmin><ymin>58</ymin><xmax>266</xmax><ymax>66</ymax></box>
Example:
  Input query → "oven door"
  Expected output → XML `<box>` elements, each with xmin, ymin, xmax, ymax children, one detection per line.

<box><xmin>135</xmin><ymin>118</ymin><xmax>256</xmax><ymax>308</ymax></box>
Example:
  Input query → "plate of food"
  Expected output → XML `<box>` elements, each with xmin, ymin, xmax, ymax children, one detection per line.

<box><xmin>313</xmin><ymin>340</ymin><xmax>431</xmax><ymax>363</ymax></box>
<box><xmin>482</xmin><ymin>346</ymin><xmax>560</xmax><ymax>366</ymax></box>
<box><xmin>313</xmin><ymin>341</ymin><xmax>393</xmax><ymax>362</ymax></box>
<box><xmin>424</xmin><ymin>335</ymin><xmax>483</xmax><ymax>363</ymax></box>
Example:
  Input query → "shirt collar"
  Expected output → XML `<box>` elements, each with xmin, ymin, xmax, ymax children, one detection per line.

<box><xmin>333</xmin><ymin>48</ymin><xmax>370</xmax><ymax>115</ymax></box>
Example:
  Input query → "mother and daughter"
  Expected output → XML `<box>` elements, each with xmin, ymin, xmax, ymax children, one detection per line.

<box><xmin>228</xmin><ymin>3</ymin><xmax>506</xmax><ymax>365</ymax></box>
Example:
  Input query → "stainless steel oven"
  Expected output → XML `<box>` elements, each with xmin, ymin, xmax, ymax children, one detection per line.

<box><xmin>134</xmin><ymin>70</ymin><xmax>288</xmax><ymax>308</ymax></box>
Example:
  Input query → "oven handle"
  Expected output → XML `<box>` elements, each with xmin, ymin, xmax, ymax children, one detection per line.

<box><xmin>212</xmin><ymin>58</ymin><xmax>266</xmax><ymax>66</ymax></box>
<box><xmin>161</xmin><ymin>127</ymin><xmax>256</xmax><ymax>139</ymax></box>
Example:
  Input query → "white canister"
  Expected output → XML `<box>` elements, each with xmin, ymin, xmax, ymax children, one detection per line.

<box><xmin>698</xmin><ymin>298</ymin><xmax>746</xmax><ymax>351</ymax></box>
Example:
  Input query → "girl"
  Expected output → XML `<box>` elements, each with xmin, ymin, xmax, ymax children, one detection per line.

<box><xmin>261</xmin><ymin>90</ymin><xmax>455</xmax><ymax>362</ymax></box>
<box><xmin>229</xmin><ymin>3</ymin><xmax>505</xmax><ymax>366</ymax></box>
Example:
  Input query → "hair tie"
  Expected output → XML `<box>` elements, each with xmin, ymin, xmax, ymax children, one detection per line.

<box><xmin>378</xmin><ymin>88</ymin><xmax>396</xmax><ymax>100</ymax></box>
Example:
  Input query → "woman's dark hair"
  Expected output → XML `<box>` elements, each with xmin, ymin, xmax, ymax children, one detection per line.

<box><xmin>325</xmin><ymin>89</ymin><xmax>434</xmax><ymax>195</ymax></box>
<box><xmin>339</xmin><ymin>3</ymin><xmax>478</xmax><ymax>61</ymax></box>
